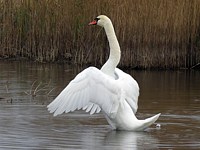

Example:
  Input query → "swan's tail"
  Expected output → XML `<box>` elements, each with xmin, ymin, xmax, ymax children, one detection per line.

<box><xmin>138</xmin><ymin>113</ymin><xmax>161</xmax><ymax>131</ymax></box>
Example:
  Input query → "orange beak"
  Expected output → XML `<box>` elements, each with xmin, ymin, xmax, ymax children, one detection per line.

<box><xmin>89</xmin><ymin>20</ymin><xmax>97</xmax><ymax>25</ymax></box>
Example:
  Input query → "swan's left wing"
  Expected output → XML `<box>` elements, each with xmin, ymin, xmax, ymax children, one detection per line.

<box><xmin>47</xmin><ymin>67</ymin><xmax>122</xmax><ymax>118</ymax></box>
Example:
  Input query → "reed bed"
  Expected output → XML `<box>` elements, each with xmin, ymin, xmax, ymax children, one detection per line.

<box><xmin>0</xmin><ymin>0</ymin><xmax>200</xmax><ymax>69</ymax></box>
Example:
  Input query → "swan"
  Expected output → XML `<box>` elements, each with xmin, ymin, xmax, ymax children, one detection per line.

<box><xmin>47</xmin><ymin>15</ymin><xmax>160</xmax><ymax>131</ymax></box>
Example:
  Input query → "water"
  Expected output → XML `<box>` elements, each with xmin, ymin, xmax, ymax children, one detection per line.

<box><xmin>0</xmin><ymin>60</ymin><xmax>200</xmax><ymax>149</ymax></box>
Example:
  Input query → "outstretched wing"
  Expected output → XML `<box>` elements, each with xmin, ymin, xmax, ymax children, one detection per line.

<box><xmin>115</xmin><ymin>68</ymin><xmax>139</xmax><ymax>114</ymax></box>
<box><xmin>47</xmin><ymin>67</ymin><xmax>122</xmax><ymax>118</ymax></box>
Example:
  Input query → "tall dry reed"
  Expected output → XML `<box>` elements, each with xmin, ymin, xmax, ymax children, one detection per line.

<box><xmin>0</xmin><ymin>0</ymin><xmax>200</xmax><ymax>69</ymax></box>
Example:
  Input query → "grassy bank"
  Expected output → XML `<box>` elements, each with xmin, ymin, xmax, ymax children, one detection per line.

<box><xmin>0</xmin><ymin>0</ymin><xmax>200</xmax><ymax>69</ymax></box>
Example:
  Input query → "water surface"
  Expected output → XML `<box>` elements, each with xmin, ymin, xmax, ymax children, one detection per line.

<box><xmin>0</xmin><ymin>61</ymin><xmax>200</xmax><ymax>149</ymax></box>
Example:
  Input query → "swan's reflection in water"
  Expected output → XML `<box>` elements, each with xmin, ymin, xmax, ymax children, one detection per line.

<box><xmin>103</xmin><ymin>131</ymin><xmax>159</xmax><ymax>150</ymax></box>
<box><xmin>0</xmin><ymin>105</ymin><xmax>159</xmax><ymax>149</ymax></box>
<box><xmin>53</xmin><ymin>126</ymin><xmax>159</xmax><ymax>150</ymax></box>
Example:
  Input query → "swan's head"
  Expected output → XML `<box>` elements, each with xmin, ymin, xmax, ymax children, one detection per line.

<box><xmin>89</xmin><ymin>15</ymin><xmax>111</xmax><ymax>27</ymax></box>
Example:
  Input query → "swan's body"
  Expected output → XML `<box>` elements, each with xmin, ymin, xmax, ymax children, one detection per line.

<box><xmin>47</xmin><ymin>15</ymin><xmax>160</xmax><ymax>131</ymax></box>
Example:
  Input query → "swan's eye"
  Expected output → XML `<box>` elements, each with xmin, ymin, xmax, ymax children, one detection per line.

<box><xmin>95</xmin><ymin>18</ymin><xmax>100</xmax><ymax>22</ymax></box>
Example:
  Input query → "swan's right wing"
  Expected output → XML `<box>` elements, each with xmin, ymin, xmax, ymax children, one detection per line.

<box><xmin>115</xmin><ymin>68</ymin><xmax>139</xmax><ymax>114</ymax></box>
<box><xmin>47</xmin><ymin>67</ymin><xmax>122</xmax><ymax>118</ymax></box>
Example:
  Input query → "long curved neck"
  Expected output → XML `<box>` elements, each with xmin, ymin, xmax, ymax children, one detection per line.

<box><xmin>101</xmin><ymin>21</ymin><xmax>121</xmax><ymax>78</ymax></box>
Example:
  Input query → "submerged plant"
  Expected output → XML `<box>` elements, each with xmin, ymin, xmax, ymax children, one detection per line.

<box><xmin>24</xmin><ymin>80</ymin><xmax>55</xmax><ymax>98</ymax></box>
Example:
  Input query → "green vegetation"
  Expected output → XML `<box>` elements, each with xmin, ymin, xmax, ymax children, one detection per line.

<box><xmin>0</xmin><ymin>0</ymin><xmax>200</xmax><ymax>69</ymax></box>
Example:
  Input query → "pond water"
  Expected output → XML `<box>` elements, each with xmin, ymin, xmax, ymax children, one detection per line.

<box><xmin>0</xmin><ymin>60</ymin><xmax>200</xmax><ymax>149</ymax></box>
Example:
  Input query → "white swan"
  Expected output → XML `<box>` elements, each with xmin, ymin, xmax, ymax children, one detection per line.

<box><xmin>47</xmin><ymin>15</ymin><xmax>160</xmax><ymax>131</ymax></box>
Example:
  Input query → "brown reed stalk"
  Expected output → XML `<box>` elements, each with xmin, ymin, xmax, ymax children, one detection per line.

<box><xmin>0</xmin><ymin>0</ymin><xmax>200</xmax><ymax>69</ymax></box>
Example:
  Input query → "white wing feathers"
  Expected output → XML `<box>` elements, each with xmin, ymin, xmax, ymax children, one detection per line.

<box><xmin>47</xmin><ymin>67</ymin><xmax>122</xmax><ymax>118</ymax></box>
<box><xmin>115</xmin><ymin>68</ymin><xmax>139</xmax><ymax>114</ymax></box>
<box><xmin>83</xmin><ymin>102</ymin><xmax>101</xmax><ymax>114</ymax></box>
